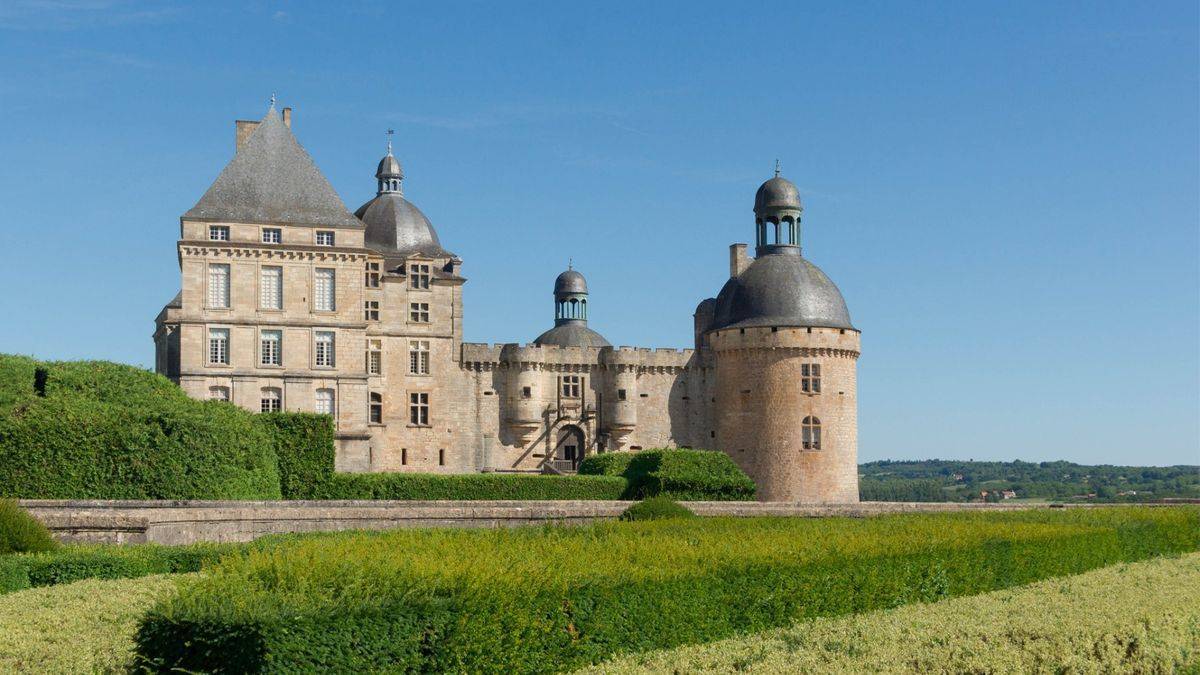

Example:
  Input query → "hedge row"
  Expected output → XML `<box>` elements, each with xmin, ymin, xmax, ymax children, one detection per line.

<box><xmin>578</xmin><ymin>448</ymin><xmax>756</xmax><ymax>500</ymax></box>
<box><xmin>310</xmin><ymin>473</ymin><xmax>629</xmax><ymax>500</ymax></box>
<box><xmin>589</xmin><ymin>551</ymin><xmax>1200</xmax><ymax>673</ymax></box>
<box><xmin>0</xmin><ymin>356</ymin><xmax>281</xmax><ymax>500</ymax></box>
<box><xmin>134</xmin><ymin>507</ymin><xmax>1200</xmax><ymax>672</ymax></box>
<box><xmin>0</xmin><ymin>542</ymin><xmax>244</xmax><ymax>595</ymax></box>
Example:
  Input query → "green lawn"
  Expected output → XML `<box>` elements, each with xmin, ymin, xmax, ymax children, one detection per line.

<box><xmin>0</xmin><ymin>574</ymin><xmax>181</xmax><ymax>674</ymax></box>
<box><xmin>583</xmin><ymin>552</ymin><xmax>1200</xmax><ymax>674</ymax></box>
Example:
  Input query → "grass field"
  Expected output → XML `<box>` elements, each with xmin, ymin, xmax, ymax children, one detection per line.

<box><xmin>584</xmin><ymin>552</ymin><xmax>1200</xmax><ymax>674</ymax></box>
<box><xmin>0</xmin><ymin>574</ymin><xmax>180</xmax><ymax>674</ymax></box>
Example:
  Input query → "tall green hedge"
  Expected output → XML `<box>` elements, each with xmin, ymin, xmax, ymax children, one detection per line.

<box><xmin>256</xmin><ymin>412</ymin><xmax>335</xmax><ymax>500</ymax></box>
<box><xmin>0</xmin><ymin>356</ymin><xmax>280</xmax><ymax>500</ymax></box>
<box><xmin>579</xmin><ymin>448</ymin><xmax>756</xmax><ymax>500</ymax></box>
<box><xmin>134</xmin><ymin>507</ymin><xmax>1200</xmax><ymax>673</ymax></box>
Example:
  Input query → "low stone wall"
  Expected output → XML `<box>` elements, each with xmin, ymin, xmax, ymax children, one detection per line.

<box><xmin>18</xmin><ymin>499</ymin><xmax>1134</xmax><ymax>546</ymax></box>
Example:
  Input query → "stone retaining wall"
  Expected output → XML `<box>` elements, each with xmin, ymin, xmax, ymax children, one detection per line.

<box><xmin>18</xmin><ymin>499</ymin><xmax>1140</xmax><ymax>546</ymax></box>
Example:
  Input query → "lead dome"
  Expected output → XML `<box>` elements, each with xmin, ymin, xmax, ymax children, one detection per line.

<box><xmin>355</xmin><ymin>145</ymin><xmax>451</xmax><ymax>258</ymax></box>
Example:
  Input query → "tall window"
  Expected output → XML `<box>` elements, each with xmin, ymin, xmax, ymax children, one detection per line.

<box><xmin>260</xmin><ymin>387</ymin><xmax>282</xmax><ymax>413</ymax></box>
<box><xmin>208</xmin><ymin>264</ymin><xmax>230</xmax><ymax>308</ymax></box>
<box><xmin>261</xmin><ymin>228</ymin><xmax>281</xmax><ymax>244</ymax></box>
<box><xmin>260</xmin><ymin>266</ymin><xmax>282</xmax><ymax>310</ymax></box>
<box><xmin>209</xmin><ymin>225</ymin><xmax>230</xmax><ymax>241</ymax></box>
<box><xmin>365</xmin><ymin>261</ymin><xmax>381</xmax><ymax>288</ymax></box>
<box><xmin>366</xmin><ymin>339</ymin><xmax>382</xmax><ymax>375</ymax></box>
<box><xmin>409</xmin><ymin>392</ymin><xmax>429</xmax><ymax>426</ymax></box>
<box><xmin>260</xmin><ymin>330</ymin><xmax>281</xmax><ymax>366</ymax></box>
<box><xmin>209</xmin><ymin>386</ymin><xmax>230</xmax><ymax>401</ymax></box>
<box><xmin>315</xmin><ymin>230</ymin><xmax>335</xmax><ymax>246</ymax></box>
<box><xmin>801</xmin><ymin>363</ymin><xmax>822</xmax><ymax>393</ymax></box>
<box><xmin>315</xmin><ymin>388</ymin><xmax>335</xmax><ymax>416</ymax></box>
<box><xmin>409</xmin><ymin>263</ymin><xmax>431</xmax><ymax>289</ymax></box>
<box><xmin>364</xmin><ymin>300</ymin><xmax>380</xmax><ymax>322</ymax></box>
<box><xmin>208</xmin><ymin>328</ymin><xmax>229</xmax><ymax>365</ymax></box>
<box><xmin>409</xmin><ymin>340</ymin><xmax>430</xmax><ymax>375</ymax></box>
<box><xmin>561</xmin><ymin>375</ymin><xmax>581</xmax><ymax>398</ymax></box>
<box><xmin>409</xmin><ymin>302</ymin><xmax>430</xmax><ymax>323</ymax></box>
<box><xmin>314</xmin><ymin>331</ymin><xmax>335</xmax><ymax>367</ymax></box>
<box><xmin>369</xmin><ymin>392</ymin><xmax>383</xmax><ymax>424</ymax></box>
<box><xmin>802</xmin><ymin>416</ymin><xmax>821</xmax><ymax>450</ymax></box>
<box><xmin>314</xmin><ymin>268</ymin><xmax>335</xmax><ymax>311</ymax></box>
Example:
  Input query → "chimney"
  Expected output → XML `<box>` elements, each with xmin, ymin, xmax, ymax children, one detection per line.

<box><xmin>235</xmin><ymin>120</ymin><xmax>260</xmax><ymax>153</ymax></box>
<box><xmin>282</xmin><ymin>107</ymin><xmax>292</xmax><ymax>128</ymax></box>
<box><xmin>729</xmin><ymin>243</ymin><xmax>750</xmax><ymax>277</ymax></box>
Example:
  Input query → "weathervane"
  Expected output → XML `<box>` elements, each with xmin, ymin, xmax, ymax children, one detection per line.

<box><xmin>568</xmin><ymin>257</ymin><xmax>573</xmax><ymax>271</ymax></box>
<box><xmin>774</xmin><ymin>158</ymin><xmax>781</xmax><ymax>177</ymax></box>
<box><xmin>269</xmin><ymin>92</ymin><xmax>276</xmax><ymax>109</ymax></box>
<box><xmin>386</xmin><ymin>128</ymin><xmax>394</xmax><ymax>154</ymax></box>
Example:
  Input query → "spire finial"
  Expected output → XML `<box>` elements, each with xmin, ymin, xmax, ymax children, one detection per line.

<box><xmin>386</xmin><ymin>128</ymin><xmax>394</xmax><ymax>154</ymax></box>
<box><xmin>269</xmin><ymin>92</ymin><xmax>276</xmax><ymax>109</ymax></box>
<box><xmin>568</xmin><ymin>257</ymin><xmax>573</xmax><ymax>271</ymax></box>
<box><xmin>774</xmin><ymin>158</ymin><xmax>781</xmax><ymax>177</ymax></box>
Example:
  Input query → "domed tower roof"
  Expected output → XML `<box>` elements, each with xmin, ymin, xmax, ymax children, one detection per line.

<box><xmin>533</xmin><ymin>264</ymin><xmax>611</xmax><ymax>348</ymax></box>
<box><xmin>354</xmin><ymin>134</ymin><xmax>452</xmax><ymax>258</ymax></box>
<box><xmin>712</xmin><ymin>255</ymin><xmax>853</xmax><ymax>331</ymax></box>
<box><xmin>753</xmin><ymin>162</ymin><xmax>802</xmax><ymax>222</ymax></box>
<box><xmin>554</xmin><ymin>269</ymin><xmax>587</xmax><ymax>294</ymax></box>
<box><xmin>708</xmin><ymin>165</ymin><xmax>854</xmax><ymax>332</ymax></box>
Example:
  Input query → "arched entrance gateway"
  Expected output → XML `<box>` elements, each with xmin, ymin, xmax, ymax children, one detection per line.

<box><xmin>552</xmin><ymin>425</ymin><xmax>585</xmax><ymax>472</ymax></box>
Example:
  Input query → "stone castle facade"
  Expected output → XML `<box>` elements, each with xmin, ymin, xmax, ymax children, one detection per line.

<box><xmin>154</xmin><ymin>104</ymin><xmax>861</xmax><ymax>502</ymax></box>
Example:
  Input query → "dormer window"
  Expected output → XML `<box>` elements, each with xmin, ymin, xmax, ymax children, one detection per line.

<box><xmin>316</xmin><ymin>231</ymin><xmax>335</xmax><ymax>246</ymax></box>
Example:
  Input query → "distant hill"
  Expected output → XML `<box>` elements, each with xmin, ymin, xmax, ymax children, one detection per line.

<box><xmin>859</xmin><ymin>459</ymin><xmax>1200</xmax><ymax>503</ymax></box>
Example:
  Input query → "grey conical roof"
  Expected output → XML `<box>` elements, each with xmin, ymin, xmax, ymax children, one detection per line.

<box><xmin>184</xmin><ymin>108</ymin><xmax>362</xmax><ymax>228</ymax></box>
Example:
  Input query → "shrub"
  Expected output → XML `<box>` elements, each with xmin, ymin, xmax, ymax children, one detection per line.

<box><xmin>134</xmin><ymin>507</ymin><xmax>1200</xmax><ymax>673</ymax></box>
<box><xmin>0</xmin><ymin>574</ymin><xmax>180</xmax><ymax>674</ymax></box>
<box><xmin>587</xmin><ymin>552</ymin><xmax>1200</xmax><ymax>674</ymax></box>
<box><xmin>0</xmin><ymin>357</ymin><xmax>281</xmax><ymax>500</ymax></box>
<box><xmin>0</xmin><ymin>542</ymin><xmax>246</xmax><ymax>594</ymax></box>
<box><xmin>620</xmin><ymin>496</ymin><xmax>695</xmax><ymax>521</ymax></box>
<box><xmin>579</xmin><ymin>448</ymin><xmax>756</xmax><ymax>500</ymax></box>
<box><xmin>0</xmin><ymin>498</ymin><xmax>58</xmax><ymax>555</ymax></box>
<box><xmin>257</xmin><ymin>412</ymin><xmax>336</xmax><ymax>499</ymax></box>
<box><xmin>312</xmin><ymin>472</ymin><xmax>628</xmax><ymax>501</ymax></box>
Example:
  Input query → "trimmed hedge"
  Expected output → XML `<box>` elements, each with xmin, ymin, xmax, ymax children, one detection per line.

<box><xmin>0</xmin><ymin>542</ymin><xmax>244</xmax><ymax>595</ymax></box>
<box><xmin>0</xmin><ymin>356</ymin><xmax>281</xmax><ymax>500</ymax></box>
<box><xmin>310</xmin><ymin>472</ymin><xmax>628</xmax><ymax>500</ymax></box>
<box><xmin>134</xmin><ymin>507</ymin><xmax>1200</xmax><ymax>673</ymax></box>
<box><xmin>0</xmin><ymin>498</ymin><xmax>58</xmax><ymax>554</ymax></box>
<box><xmin>620</xmin><ymin>496</ymin><xmax>695</xmax><ymax>521</ymax></box>
<box><xmin>256</xmin><ymin>412</ymin><xmax>335</xmax><ymax>499</ymax></box>
<box><xmin>579</xmin><ymin>448</ymin><xmax>756</xmax><ymax>500</ymax></box>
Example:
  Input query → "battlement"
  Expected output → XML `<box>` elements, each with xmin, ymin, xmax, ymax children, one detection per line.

<box><xmin>459</xmin><ymin>341</ymin><xmax>700</xmax><ymax>369</ymax></box>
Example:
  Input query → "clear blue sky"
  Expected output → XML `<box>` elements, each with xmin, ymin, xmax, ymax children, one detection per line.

<box><xmin>0</xmin><ymin>1</ymin><xmax>1196</xmax><ymax>466</ymax></box>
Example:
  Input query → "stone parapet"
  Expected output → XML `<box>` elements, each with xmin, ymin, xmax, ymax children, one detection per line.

<box><xmin>19</xmin><ymin>500</ymin><xmax>1168</xmax><ymax>546</ymax></box>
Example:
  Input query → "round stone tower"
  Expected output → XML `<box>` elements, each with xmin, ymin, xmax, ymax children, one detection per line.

<box><xmin>703</xmin><ymin>168</ymin><xmax>861</xmax><ymax>503</ymax></box>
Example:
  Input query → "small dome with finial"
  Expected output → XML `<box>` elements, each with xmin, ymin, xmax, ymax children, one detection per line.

<box><xmin>355</xmin><ymin>130</ymin><xmax>451</xmax><ymax>259</ymax></box>
<box><xmin>754</xmin><ymin>161</ymin><xmax>802</xmax><ymax>219</ymax></box>
<box><xmin>533</xmin><ymin>263</ymin><xmax>611</xmax><ymax>347</ymax></box>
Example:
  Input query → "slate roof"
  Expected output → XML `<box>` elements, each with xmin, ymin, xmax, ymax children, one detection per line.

<box><xmin>711</xmin><ymin>252</ymin><xmax>854</xmax><ymax>331</ymax></box>
<box><xmin>184</xmin><ymin>108</ymin><xmax>362</xmax><ymax>228</ymax></box>
<box><xmin>533</xmin><ymin>322</ymin><xmax>612</xmax><ymax>348</ymax></box>
<box><xmin>355</xmin><ymin>192</ymin><xmax>452</xmax><ymax>258</ymax></box>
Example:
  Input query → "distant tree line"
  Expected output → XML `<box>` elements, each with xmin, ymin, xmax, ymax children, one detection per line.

<box><xmin>858</xmin><ymin>459</ymin><xmax>1200</xmax><ymax>503</ymax></box>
